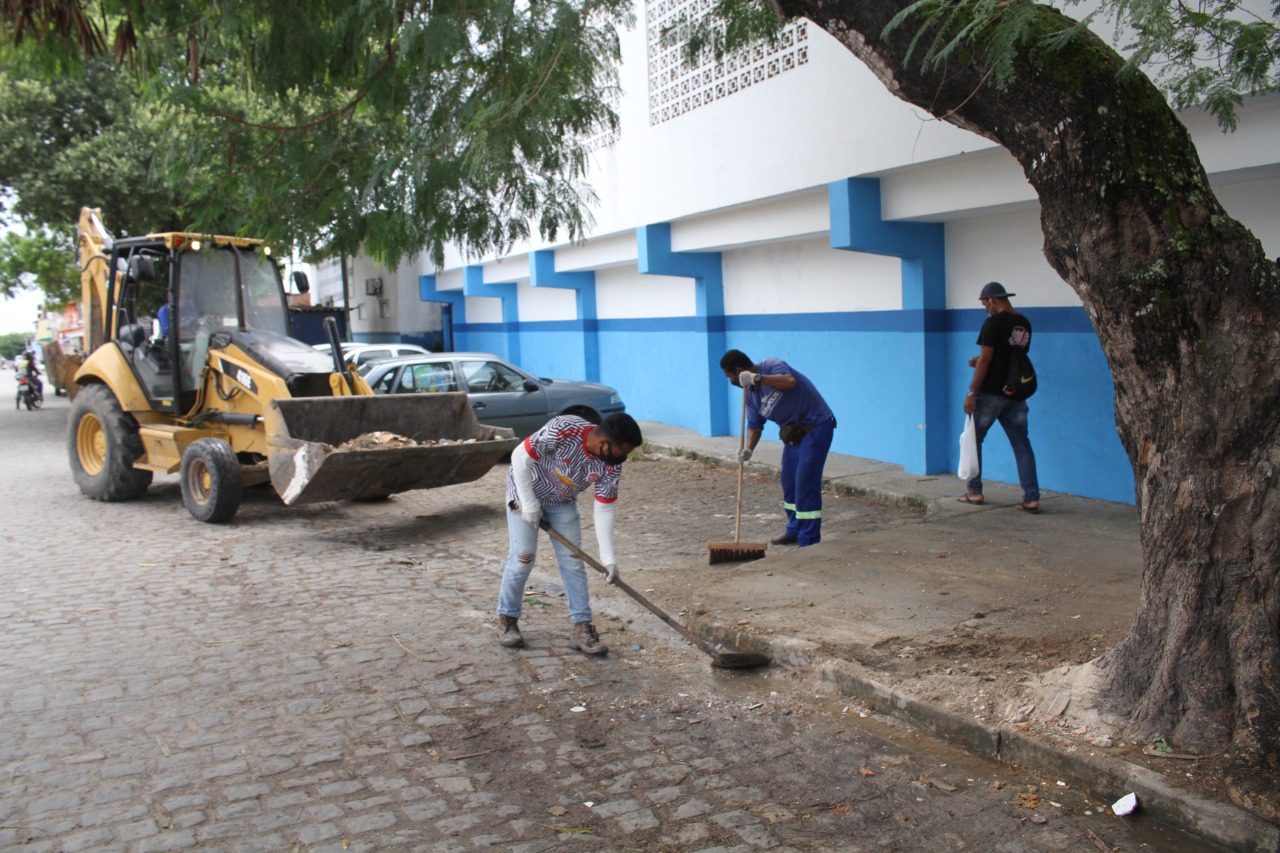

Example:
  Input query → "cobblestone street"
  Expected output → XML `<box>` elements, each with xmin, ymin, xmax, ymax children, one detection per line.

<box><xmin>0</xmin><ymin>376</ymin><xmax>1175</xmax><ymax>852</ymax></box>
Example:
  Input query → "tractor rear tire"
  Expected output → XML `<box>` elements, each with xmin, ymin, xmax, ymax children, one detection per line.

<box><xmin>68</xmin><ymin>384</ymin><xmax>153</xmax><ymax>501</ymax></box>
<box><xmin>180</xmin><ymin>438</ymin><xmax>242</xmax><ymax>524</ymax></box>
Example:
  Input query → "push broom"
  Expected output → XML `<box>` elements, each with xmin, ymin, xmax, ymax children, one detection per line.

<box><xmin>708</xmin><ymin>390</ymin><xmax>768</xmax><ymax>564</ymax></box>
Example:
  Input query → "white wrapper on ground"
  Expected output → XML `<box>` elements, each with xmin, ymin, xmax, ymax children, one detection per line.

<box><xmin>1111</xmin><ymin>792</ymin><xmax>1138</xmax><ymax>816</ymax></box>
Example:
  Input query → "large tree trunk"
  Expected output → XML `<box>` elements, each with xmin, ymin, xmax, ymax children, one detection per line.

<box><xmin>773</xmin><ymin>0</ymin><xmax>1280</xmax><ymax>820</ymax></box>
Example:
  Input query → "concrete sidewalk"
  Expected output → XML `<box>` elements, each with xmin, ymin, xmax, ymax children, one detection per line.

<box><xmin>642</xmin><ymin>420</ymin><xmax>1028</xmax><ymax>513</ymax></box>
<box><xmin>634</xmin><ymin>421</ymin><xmax>1280</xmax><ymax>853</ymax></box>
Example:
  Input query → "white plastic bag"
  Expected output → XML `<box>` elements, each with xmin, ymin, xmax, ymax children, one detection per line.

<box><xmin>958</xmin><ymin>414</ymin><xmax>980</xmax><ymax>481</ymax></box>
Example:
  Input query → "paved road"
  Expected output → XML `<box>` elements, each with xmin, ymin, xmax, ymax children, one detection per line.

<box><xmin>0</xmin><ymin>371</ymin><xmax>1193</xmax><ymax>852</ymax></box>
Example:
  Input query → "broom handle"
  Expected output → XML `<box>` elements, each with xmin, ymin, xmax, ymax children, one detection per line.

<box><xmin>736</xmin><ymin>390</ymin><xmax>747</xmax><ymax>544</ymax></box>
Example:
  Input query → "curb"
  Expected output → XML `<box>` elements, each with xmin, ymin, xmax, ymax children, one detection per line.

<box><xmin>700</xmin><ymin>621</ymin><xmax>1280</xmax><ymax>853</ymax></box>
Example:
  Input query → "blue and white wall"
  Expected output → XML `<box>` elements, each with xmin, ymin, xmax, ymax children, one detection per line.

<box><xmin>371</xmin><ymin>2</ymin><xmax>1280</xmax><ymax>506</ymax></box>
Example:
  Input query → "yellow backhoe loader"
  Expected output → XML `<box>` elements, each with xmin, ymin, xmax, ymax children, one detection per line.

<box><xmin>68</xmin><ymin>207</ymin><xmax>517</xmax><ymax>523</ymax></box>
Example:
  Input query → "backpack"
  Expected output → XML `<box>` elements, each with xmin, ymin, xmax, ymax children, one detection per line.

<box><xmin>1003</xmin><ymin>346</ymin><xmax>1037</xmax><ymax>399</ymax></box>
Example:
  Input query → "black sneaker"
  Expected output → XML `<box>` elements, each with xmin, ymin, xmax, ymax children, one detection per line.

<box><xmin>497</xmin><ymin>615</ymin><xmax>525</xmax><ymax>648</ymax></box>
<box><xmin>569</xmin><ymin>622</ymin><xmax>608</xmax><ymax>656</ymax></box>
<box><xmin>770</xmin><ymin>534</ymin><xmax>798</xmax><ymax>546</ymax></box>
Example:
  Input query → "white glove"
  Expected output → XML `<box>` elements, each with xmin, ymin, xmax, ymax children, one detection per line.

<box><xmin>738</xmin><ymin>371</ymin><xmax>760</xmax><ymax>388</ymax></box>
<box><xmin>737</xmin><ymin>447</ymin><xmax>753</xmax><ymax>463</ymax></box>
<box><xmin>521</xmin><ymin>505</ymin><xmax>542</xmax><ymax>528</ymax></box>
<box><xmin>604</xmin><ymin>564</ymin><xmax>619</xmax><ymax>584</ymax></box>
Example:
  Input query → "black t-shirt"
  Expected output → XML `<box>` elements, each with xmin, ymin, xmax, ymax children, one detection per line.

<box><xmin>976</xmin><ymin>310</ymin><xmax>1031</xmax><ymax>396</ymax></box>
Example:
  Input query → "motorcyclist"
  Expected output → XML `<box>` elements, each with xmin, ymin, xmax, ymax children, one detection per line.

<box><xmin>16</xmin><ymin>350</ymin><xmax>43</xmax><ymax>399</ymax></box>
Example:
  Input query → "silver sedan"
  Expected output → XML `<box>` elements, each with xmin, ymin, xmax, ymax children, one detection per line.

<box><xmin>359</xmin><ymin>352</ymin><xmax>626</xmax><ymax>437</ymax></box>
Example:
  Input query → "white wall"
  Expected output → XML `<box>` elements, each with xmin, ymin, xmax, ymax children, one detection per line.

<box><xmin>945</xmin><ymin>211</ymin><xmax>1081</xmax><ymax>309</ymax></box>
<box><xmin>599</xmin><ymin>15</ymin><xmax>985</xmax><ymax>235</ymax></box>
<box><xmin>596</xmin><ymin>267</ymin><xmax>694</xmax><ymax>319</ymax></box>
<box><xmin>465</xmin><ymin>295</ymin><xmax>504</xmax><ymax>323</ymax></box>
<box><xmin>391</xmin><ymin>263</ymin><xmax>441</xmax><ymax>334</ymax></box>
<box><xmin>411</xmin><ymin>3</ymin><xmax>1280</xmax><ymax>308</ymax></box>
<box><xmin>1213</xmin><ymin>175</ymin><xmax>1280</xmax><ymax>259</ymax></box>
<box><xmin>519</xmin><ymin>281</ymin><xmax>578</xmax><ymax>323</ymax></box>
<box><xmin>673</xmin><ymin>189</ymin><xmax>831</xmax><ymax>252</ymax></box>
<box><xmin>348</xmin><ymin>256</ymin><xmax>394</xmax><ymax>330</ymax></box>
<box><xmin>724</xmin><ymin>239</ymin><xmax>902</xmax><ymax>314</ymax></box>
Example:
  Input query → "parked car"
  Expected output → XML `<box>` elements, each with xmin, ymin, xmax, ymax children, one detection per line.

<box><xmin>359</xmin><ymin>352</ymin><xmax>626</xmax><ymax>437</ymax></box>
<box><xmin>311</xmin><ymin>342</ymin><xmax>433</xmax><ymax>368</ymax></box>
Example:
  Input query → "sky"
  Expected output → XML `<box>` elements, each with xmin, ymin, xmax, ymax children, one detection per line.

<box><xmin>0</xmin><ymin>289</ymin><xmax>42</xmax><ymax>336</ymax></box>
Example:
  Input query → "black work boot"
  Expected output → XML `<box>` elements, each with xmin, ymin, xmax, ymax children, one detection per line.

<box><xmin>770</xmin><ymin>534</ymin><xmax>798</xmax><ymax>546</ymax></box>
<box><xmin>568</xmin><ymin>622</ymin><xmax>608</xmax><ymax>656</ymax></box>
<box><xmin>497</xmin><ymin>615</ymin><xmax>525</xmax><ymax>648</ymax></box>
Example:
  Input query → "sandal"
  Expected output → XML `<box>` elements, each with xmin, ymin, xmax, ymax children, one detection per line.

<box><xmin>956</xmin><ymin>494</ymin><xmax>985</xmax><ymax>505</ymax></box>
<box><xmin>1016</xmin><ymin>502</ymin><xmax>1040</xmax><ymax>513</ymax></box>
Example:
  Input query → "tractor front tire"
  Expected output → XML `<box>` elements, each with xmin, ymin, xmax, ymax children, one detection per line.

<box><xmin>180</xmin><ymin>438</ymin><xmax>242</xmax><ymax>524</ymax></box>
<box><xmin>68</xmin><ymin>384</ymin><xmax>153</xmax><ymax>501</ymax></box>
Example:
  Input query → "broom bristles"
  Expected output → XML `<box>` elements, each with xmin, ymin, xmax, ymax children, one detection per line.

<box><xmin>707</xmin><ymin>542</ymin><xmax>768</xmax><ymax>564</ymax></box>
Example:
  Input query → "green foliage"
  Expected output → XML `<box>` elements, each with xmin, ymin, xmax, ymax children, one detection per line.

<box><xmin>879</xmin><ymin>0</ymin><xmax>1277</xmax><ymax>130</ymax></box>
<box><xmin>0</xmin><ymin>49</ymin><xmax>200</xmax><ymax>308</ymax></box>
<box><xmin>0</xmin><ymin>331</ymin><xmax>32</xmax><ymax>360</ymax></box>
<box><xmin>0</xmin><ymin>54</ymin><xmax>193</xmax><ymax>236</ymax></box>
<box><xmin>1090</xmin><ymin>0</ymin><xmax>1280</xmax><ymax>129</ymax></box>
<box><xmin>883</xmin><ymin>0</ymin><xmax>1070</xmax><ymax>91</ymax></box>
<box><xmin>0</xmin><ymin>228</ymin><xmax>79</xmax><ymax>307</ymax></box>
<box><xmin>665</xmin><ymin>0</ymin><xmax>789</xmax><ymax>65</ymax></box>
<box><xmin>1</xmin><ymin>0</ymin><xmax>635</xmax><ymax>268</ymax></box>
<box><xmin>2</xmin><ymin>0</ymin><xmax>1272</xmax><ymax>278</ymax></box>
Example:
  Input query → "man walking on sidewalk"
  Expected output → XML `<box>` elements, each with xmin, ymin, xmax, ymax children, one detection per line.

<box><xmin>496</xmin><ymin>412</ymin><xmax>643</xmax><ymax>655</ymax></box>
<box><xmin>720</xmin><ymin>349</ymin><xmax>837</xmax><ymax>547</ymax></box>
<box><xmin>959</xmin><ymin>281</ymin><xmax>1041</xmax><ymax>512</ymax></box>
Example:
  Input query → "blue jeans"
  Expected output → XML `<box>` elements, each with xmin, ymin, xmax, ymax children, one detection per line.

<box><xmin>780</xmin><ymin>419</ymin><xmax>835</xmax><ymax>546</ymax></box>
<box><xmin>497</xmin><ymin>501</ymin><xmax>593</xmax><ymax>624</ymax></box>
<box><xmin>968</xmin><ymin>394</ymin><xmax>1040</xmax><ymax>503</ymax></box>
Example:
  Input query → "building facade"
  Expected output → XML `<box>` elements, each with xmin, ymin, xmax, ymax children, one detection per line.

<box><xmin>356</xmin><ymin>3</ymin><xmax>1280</xmax><ymax>504</ymax></box>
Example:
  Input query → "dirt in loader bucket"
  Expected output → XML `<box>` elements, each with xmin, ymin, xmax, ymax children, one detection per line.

<box><xmin>336</xmin><ymin>431</ymin><xmax>488</xmax><ymax>451</ymax></box>
<box><xmin>264</xmin><ymin>393</ymin><xmax>518</xmax><ymax>505</ymax></box>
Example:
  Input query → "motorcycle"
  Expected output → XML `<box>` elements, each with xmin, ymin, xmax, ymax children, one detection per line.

<box><xmin>16</xmin><ymin>375</ymin><xmax>42</xmax><ymax>411</ymax></box>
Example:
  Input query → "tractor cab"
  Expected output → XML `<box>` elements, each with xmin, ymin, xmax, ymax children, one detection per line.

<box><xmin>102</xmin><ymin>234</ymin><xmax>325</xmax><ymax>415</ymax></box>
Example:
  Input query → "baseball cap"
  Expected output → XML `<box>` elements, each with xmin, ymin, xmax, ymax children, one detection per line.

<box><xmin>979</xmin><ymin>281</ymin><xmax>1016</xmax><ymax>299</ymax></box>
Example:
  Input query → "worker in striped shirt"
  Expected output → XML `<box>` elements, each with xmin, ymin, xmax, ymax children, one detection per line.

<box><xmin>497</xmin><ymin>412</ymin><xmax>643</xmax><ymax>655</ymax></box>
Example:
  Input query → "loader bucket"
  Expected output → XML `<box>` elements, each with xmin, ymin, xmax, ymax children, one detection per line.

<box><xmin>265</xmin><ymin>393</ymin><xmax>519</xmax><ymax>505</ymax></box>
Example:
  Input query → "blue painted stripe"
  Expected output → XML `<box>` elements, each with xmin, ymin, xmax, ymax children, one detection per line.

<box><xmin>460</xmin><ymin>316</ymin><xmax>725</xmax><ymax>334</ymax></box>
<box><xmin>728</xmin><ymin>310</ymin><xmax>946</xmax><ymax>333</ymax></box>
<box><xmin>457</xmin><ymin>317</ymin><xmax>714</xmax><ymax>334</ymax></box>
<box><xmin>456</xmin><ymin>322</ymin><xmax>519</xmax><ymax>334</ymax></box>
<box><xmin>947</xmin><ymin>306</ymin><xmax>1096</xmax><ymax>334</ymax></box>
<box><xmin>458</xmin><ymin>307</ymin><xmax>1093</xmax><ymax>337</ymax></box>
<box><xmin>455</xmin><ymin>319</ymin><xmax>600</xmax><ymax>334</ymax></box>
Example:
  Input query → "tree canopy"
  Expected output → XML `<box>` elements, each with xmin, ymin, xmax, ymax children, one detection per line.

<box><xmin>2</xmin><ymin>0</ymin><xmax>1274</xmax><ymax>264</ymax></box>
<box><xmin>2</xmin><ymin>0</ymin><xmax>633</xmax><ymax>270</ymax></box>
<box><xmin>0</xmin><ymin>330</ymin><xmax>33</xmax><ymax>360</ymax></box>
<box><xmin>0</xmin><ymin>54</ymin><xmax>195</xmax><ymax>307</ymax></box>
<box><xmin>0</xmin><ymin>227</ymin><xmax>78</xmax><ymax>305</ymax></box>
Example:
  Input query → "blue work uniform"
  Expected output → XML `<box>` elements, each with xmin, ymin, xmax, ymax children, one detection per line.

<box><xmin>746</xmin><ymin>358</ymin><xmax>836</xmax><ymax>546</ymax></box>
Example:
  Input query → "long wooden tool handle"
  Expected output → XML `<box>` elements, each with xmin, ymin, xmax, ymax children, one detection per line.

<box><xmin>735</xmin><ymin>390</ymin><xmax>748</xmax><ymax>544</ymax></box>
<box><xmin>536</xmin><ymin>517</ymin><xmax>716</xmax><ymax>655</ymax></box>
